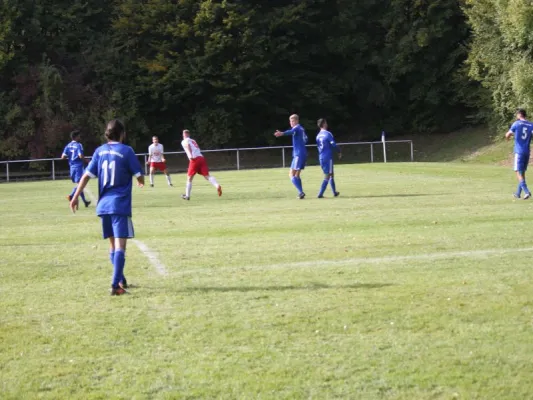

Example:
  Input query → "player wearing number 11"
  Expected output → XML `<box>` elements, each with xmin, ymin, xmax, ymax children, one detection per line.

<box><xmin>70</xmin><ymin>119</ymin><xmax>144</xmax><ymax>295</ymax></box>
<box><xmin>506</xmin><ymin>108</ymin><xmax>533</xmax><ymax>199</ymax></box>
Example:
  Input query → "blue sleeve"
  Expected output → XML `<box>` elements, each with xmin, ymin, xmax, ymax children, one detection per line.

<box><xmin>62</xmin><ymin>145</ymin><xmax>69</xmax><ymax>156</ymax></box>
<box><xmin>282</xmin><ymin>127</ymin><xmax>297</xmax><ymax>136</ymax></box>
<box><xmin>127</xmin><ymin>147</ymin><xmax>143</xmax><ymax>177</ymax></box>
<box><xmin>329</xmin><ymin>133</ymin><xmax>338</xmax><ymax>150</ymax></box>
<box><xmin>511</xmin><ymin>121</ymin><xmax>519</xmax><ymax>134</ymax></box>
<box><xmin>86</xmin><ymin>150</ymin><xmax>99</xmax><ymax>178</ymax></box>
<box><xmin>78</xmin><ymin>143</ymin><xmax>84</xmax><ymax>157</ymax></box>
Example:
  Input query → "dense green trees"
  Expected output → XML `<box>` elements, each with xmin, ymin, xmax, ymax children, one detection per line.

<box><xmin>1</xmin><ymin>0</ymin><xmax>528</xmax><ymax>159</ymax></box>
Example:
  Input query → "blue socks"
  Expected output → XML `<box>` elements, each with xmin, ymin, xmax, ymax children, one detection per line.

<box><xmin>330</xmin><ymin>178</ymin><xmax>337</xmax><ymax>194</ymax></box>
<box><xmin>80</xmin><ymin>191</ymin><xmax>87</xmax><ymax>204</ymax></box>
<box><xmin>70</xmin><ymin>187</ymin><xmax>88</xmax><ymax>205</ymax></box>
<box><xmin>521</xmin><ymin>179</ymin><xmax>530</xmax><ymax>195</ymax></box>
<box><xmin>318</xmin><ymin>179</ymin><xmax>328</xmax><ymax>197</ymax></box>
<box><xmin>112</xmin><ymin>250</ymin><xmax>126</xmax><ymax>287</ymax></box>
<box><xmin>291</xmin><ymin>176</ymin><xmax>303</xmax><ymax>194</ymax></box>
<box><xmin>109</xmin><ymin>251</ymin><xmax>115</xmax><ymax>264</ymax></box>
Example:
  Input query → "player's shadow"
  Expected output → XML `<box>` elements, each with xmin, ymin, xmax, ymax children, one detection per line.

<box><xmin>178</xmin><ymin>282</ymin><xmax>392</xmax><ymax>293</ymax></box>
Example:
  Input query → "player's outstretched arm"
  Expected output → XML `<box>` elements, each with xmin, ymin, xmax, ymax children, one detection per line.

<box><xmin>70</xmin><ymin>174</ymin><xmax>91</xmax><ymax>213</ymax></box>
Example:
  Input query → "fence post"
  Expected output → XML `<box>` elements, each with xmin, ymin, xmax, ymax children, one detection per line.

<box><xmin>52</xmin><ymin>160</ymin><xmax>56</xmax><ymax>180</ymax></box>
<box><xmin>144</xmin><ymin>154</ymin><xmax>148</xmax><ymax>175</ymax></box>
<box><xmin>282</xmin><ymin>148</ymin><xmax>286</xmax><ymax>168</ymax></box>
<box><xmin>237</xmin><ymin>149</ymin><xmax>240</xmax><ymax>170</ymax></box>
<box><xmin>370</xmin><ymin>143</ymin><xmax>374</xmax><ymax>163</ymax></box>
<box><xmin>410</xmin><ymin>141</ymin><xmax>414</xmax><ymax>162</ymax></box>
<box><xmin>6</xmin><ymin>163</ymin><xmax>9</xmax><ymax>182</ymax></box>
<box><xmin>381</xmin><ymin>131</ymin><xmax>387</xmax><ymax>163</ymax></box>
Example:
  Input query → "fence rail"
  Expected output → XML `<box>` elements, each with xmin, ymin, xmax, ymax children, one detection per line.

<box><xmin>0</xmin><ymin>140</ymin><xmax>413</xmax><ymax>183</ymax></box>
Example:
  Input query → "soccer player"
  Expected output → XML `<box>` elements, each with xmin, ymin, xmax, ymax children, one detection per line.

<box><xmin>70</xmin><ymin>119</ymin><xmax>144</xmax><ymax>296</ymax></box>
<box><xmin>505</xmin><ymin>108</ymin><xmax>533</xmax><ymax>199</ymax></box>
<box><xmin>274</xmin><ymin>114</ymin><xmax>308</xmax><ymax>199</ymax></box>
<box><xmin>180</xmin><ymin>129</ymin><xmax>222</xmax><ymax>200</ymax></box>
<box><xmin>61</xmin><ymin>130</ymin><xmax>90</xmax><ymax>207</ymax></box>
<box><xmin>147</xmin><ymin>135</ymin><xmax>172</xmax><ymax>187</ymax></box>
<box><xmin>316</xmin><ymin>118</ymin><xmax>341</xmax><ymax>198</ymax></box>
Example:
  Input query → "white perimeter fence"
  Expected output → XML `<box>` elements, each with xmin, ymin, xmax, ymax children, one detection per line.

<box><xmin>0</xmin><ymin>140</ymin><xmax>413</xmax><ymax>183</ymax></box>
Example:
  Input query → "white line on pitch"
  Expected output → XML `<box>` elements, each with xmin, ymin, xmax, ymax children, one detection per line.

<box><xmin>175</xmin><ymin>247</ymin><xmax>533</xmax><ymax>275</ymax></box>
<box><xmin>85</xmin><ymin>187</ymin><xmax>168</xmax><ymax>276</ymax></box>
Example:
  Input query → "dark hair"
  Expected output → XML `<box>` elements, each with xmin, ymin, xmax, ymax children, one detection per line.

<box><xmin>517</xmin><ymin>108</ymin><xmax>527</xmax><ymax>118</ymax></box>
<box><xmin>105</xmin><ymin>119</ymin><xmax>125</xmax><ymax>141</ymax></box>
<box><xmin>70</xmin><ymin>130</ymin><xmax>80</xmax><ymax>140</ymax></box>
<box><xmin>317</xmin><ymin>118</ymin><xmax>327</xmax><ymax>128</ymax></box>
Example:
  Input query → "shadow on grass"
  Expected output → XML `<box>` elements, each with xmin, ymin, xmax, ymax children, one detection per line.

<box><xmin>179</xmin><ymin>282</ymin><xmax>392</xmax><ymax>293</ymax></box>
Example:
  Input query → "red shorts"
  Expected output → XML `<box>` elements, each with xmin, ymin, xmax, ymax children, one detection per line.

<box><xmin>150</xmin><ymin>162</ymin><xmax>167</xmax><ymax>172</ymax></box>
<box><xmin>188</xmin><ymin>157</ymin><xmax>210</xmax><ymax>177</ymax></box>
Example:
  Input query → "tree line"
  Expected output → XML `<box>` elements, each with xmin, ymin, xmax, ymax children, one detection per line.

<box><xmin>0</xmin><ymin>0</ymin><xmax>528</xmax><ymax>159</ymax></box>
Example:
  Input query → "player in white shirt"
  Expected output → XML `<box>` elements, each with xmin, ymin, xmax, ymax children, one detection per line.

<box><xmin>147</xmin><ymin>136</ymin><xmax>172</xmax><ymax>187</ymax></box>
<box><xmin>180</xmin><ymin>129</ymin><xmax>222</xmax><ymax>200</ymax></box>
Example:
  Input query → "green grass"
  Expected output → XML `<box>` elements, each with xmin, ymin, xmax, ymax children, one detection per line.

<box><xmin>1</xmin><ymin>163</ymin><xmax>533</xmax><ymax>399</ymax></box>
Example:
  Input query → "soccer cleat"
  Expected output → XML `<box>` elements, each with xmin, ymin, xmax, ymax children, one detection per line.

<box><xmin>67</xmin><ymin>195</ymin><xmax>72</xmax><ymax>201</ymax></box>
<box><xmin>334</xmin><ymin>192</ymin><xmax>340</xmax><ymax>197</ymax></box>
<box><xmin>298</xmin><ymin>192</ymin><xmax>306</xmax><ymax>199</ymax></box>
<box><xmin>181</xmin><ymin>194</ymin><xmax>190</xmax><ymax>200</ymax></box>
<box><xmin>514</xmin><ymin>193</ymin><xmax>520</xmax><ymax>199</ymax></box>
<box><xmin>150</xmin><ymin>184</ymin><xmax>154</xmax><ymax>187</ymax></box>
<box><xmin>525</xmin><ymin>193</ymin><xmax>531</xmax><ymax>200</ymax></box>
<box><xmin>84</xmin><ymin>201</ymin><xmax>91</xmax><ymax>208</ymax></box>
<box><xmin>119</xmin><ymin>276</ymin><xmax>128</xmax><ymax>289</ymax></box>
<box><xmin>317</xmin><ymin>195</ymin><xmax>324</xmax><ymax>198</ymax></box>
<box><xmin>110</xmin><ymin>286</ymin><xmax>127</xmax><ymax>296</ymax></box>
<box><xmin>169</xmin><ymin>183</ymin><xmax>173</xmax><ymax>187</ymax></box>
<box><xmin>217</xmin><ymin>185</ymin><xmax>222</xmax><ymax>197</ymax></box>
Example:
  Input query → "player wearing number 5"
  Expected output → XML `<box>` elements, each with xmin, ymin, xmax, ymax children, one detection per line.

<box><xmin>506</xmin><ymin>108</ymin><xmax>533</xmax><ymax>199</ymax></box>
<box><xmin>70</xmin><ymin>119</ymin><xmax>144</xmax><ymax>295</ymax></box>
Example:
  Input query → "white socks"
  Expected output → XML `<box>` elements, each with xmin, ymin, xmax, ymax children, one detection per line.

<box><xmin>186</xmin><ymin>182</ymin><xmax>192</xmax><ymax>198</ymax></box>
<box><xmin>149</xmin><ymin>174</ymin><xmax>154</xmax><ymax>185</ymax></box>
<box><xmin>208</xmin><ymin>176</ymin><xmax>219</xmax><ymax>188</ymax></box>
<box><xmin>166</xmin><ymin>174</ymin><xmax>172</xmax><ymax>185</ymax></box>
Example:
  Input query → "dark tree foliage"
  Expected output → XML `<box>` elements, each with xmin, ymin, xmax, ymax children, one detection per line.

<box><xmin>0</xmin><ymin>0</ymin><xmax>471</xmax><ymax>159</ymax></box>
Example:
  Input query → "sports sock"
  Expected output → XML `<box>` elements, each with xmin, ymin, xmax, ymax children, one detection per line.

<box><xmin>80</xmin><ymin>191</ymin><xmax>87</xmax><ymax>204</ymax></box>
<box><xmin>109</xmin><ymin>250</ymin><xmax>115</xmax><ymax>264</ymax></box>
<box><xmin>290</xmin><ymin>177</ymin><xmax>301</xmax><ymax>193</ymax></box>
<box><xmin>208</xmin><ymin>176</ymin><xmax>219</xmax><ymax>188</ymax></box>
<box><xmin>295</xmin><ymin>177</ymin><xmax>303</xmax><ymax>193</ymax></box>
<box><xmin>521</xmin><ymin>179</ymin><xmax>530</xmax><ymax>195</ymax></box>
<box><xmin>318</xmin><ymin>179</ymin><xmax>328</xmax><ymax>197</ymax></box>
<box><xmin>330</xmin><ymin>177</ymin><xmax>337</xmax><ymax>194</ymax></box>
<box><xmin>112</xmin><ymin>250</ymin><xmax>126</xmax><ymax>287</ymax></box>
<box><xmin>70</xmin><ymin>187</ymin><xmax>76</xmax><ymax>198</ymax></box>
<box><xmin>149</xmin><ymin>173</ymin><xmax>154</xmax><ymax>185</ymax></box>
<box><xmin>186</xmin><ymin>182</ymin><xmax>192</xmax><ymax>198</ymax></box>
<box><xmin>517</xmin><ymin>183</ymin><xmax>523</xmax><ymax>197</ymax></box>
<box><xmin>166</xmin><ymin>174</ymin><xmax>172</xmax><ymax>185</ymax></box>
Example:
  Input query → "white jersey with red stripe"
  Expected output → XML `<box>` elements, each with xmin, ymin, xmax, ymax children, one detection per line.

<box><xmin>148</xmin><ymin>143</ymin><xmax>164</xmax><ymax>162</ymax></box>
<box><xmin>181</xmin><ymin>138</ymin><xmax>203</xmax><ymax>160</ymax></box>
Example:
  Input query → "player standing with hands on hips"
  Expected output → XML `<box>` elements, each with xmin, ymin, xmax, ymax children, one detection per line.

<box><xmin>274</xmin><ymin>114</ymin><xmax>308</xmax><ymax>199</ymax></box>
<box><xmin>316</xmin><ymin>118</ymin><xmax>341</xmax><ymax>198</ymax></box>
<box><xmin>506</xmin><ymin>108</ymin><xmax>533</xmax><ymax>199</ymax></box>
<box><xmin>180</xmin><ymin>129</ymin><xmax>222</xmax><ymax>200</ymax></box>
<box><xmin>147</xmin><ymin>135</ymin><xmax>172</xmax><ymax>187</ymax></box>
<box><xmin>70</xmin><ymin>119</ymin><xmax>144</xmax><ymax>295</ymax></box>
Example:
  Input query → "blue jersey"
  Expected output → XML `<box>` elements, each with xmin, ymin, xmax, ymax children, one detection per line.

<box><xmin>283</xmin><ymin>124</ymin><xmax>308</xmax><ymax>157</ymax></box>
<box><xmin>511</xmin><ymin>119</ymin><xmax>533</xmax><ymax>154</ymax></box>
<box><xmin>86</xmin><ymin>142</ymin><xmax>143</xmax><ymax>217</ymax></box>
<box><xmin>316</xmin><ymin>129</ymin><xmax>338</xmax><ymax>160</ymax></box>
<box><xmin>62</xmin><ymin>141</ymin><xmax>84</xmax><ymax>168</ymax></box>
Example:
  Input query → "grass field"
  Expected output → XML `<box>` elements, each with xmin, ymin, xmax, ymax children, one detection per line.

<box><xmin>1</xmin><ymin>163</ymin><xmax>533</xmax><ymax>399</ymax></box>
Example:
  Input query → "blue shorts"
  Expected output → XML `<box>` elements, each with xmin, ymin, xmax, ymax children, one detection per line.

<box><xmin>101</xmin><ymin>215</ymin><xmax>135</xmax><ymax>239</ymax></box>
<box><xmin>70</xmin><ymin>167</ymin><xmax>84</xmax><ymax>183</ymax></box>
<box><xmin>514</xmin><ymin>153</ymin><xmax>530</xmax><ymax>172</ymax></box>
<box><xmin>290</xmin><ymin>155</ymin><xmax>306</xmax><ymax>171</ymax></box>
<box><xmin>319</xmin><ymin>158</ymin><xmax>334</xmax><ymax>175</ymax></box>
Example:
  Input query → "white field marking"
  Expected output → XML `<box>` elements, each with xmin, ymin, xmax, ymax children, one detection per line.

<box><xmin>175</xmin><ymin>247</ymin><xmax>533</xmax><ymax>276</ymax></box>
<box><xmin>85</xmin><ymin>187</ymin><xmax>168</xmax><ymax>276</ymax></box>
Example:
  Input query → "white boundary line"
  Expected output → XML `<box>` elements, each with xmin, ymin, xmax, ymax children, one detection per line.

<box><xmin>85</xmin><ymin>187</ymin><xmax>168</xmax><ymax>276</ymax></box>
<box><xmin>175</xmin><ymin>247</ymin><xmax>533</xmax><ymax>276</ymax></box>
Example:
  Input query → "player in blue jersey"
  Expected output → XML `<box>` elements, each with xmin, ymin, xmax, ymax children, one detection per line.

<box><xmin>61</xmin><ymin>130</ymin><xmax>90</xmax><ymax>207</ymax></box>
<box><xmin>316</xmin><ymin>118</ymin><xmax>341</xmax><ymax>198</ymax></box>
<box><xmin>274</xmin><ymin>114</ymin><xmax>308</xmax><ymax>199</ymax></box>
<box><xmin>506</xmin><ymin>108</ymin><xmax>533</xmax><ymax>199</ymax></box>
<box><xmin>70</xmin><ymin>119</ymin><xmax>144</xmax><ymax>295</ymax></box>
